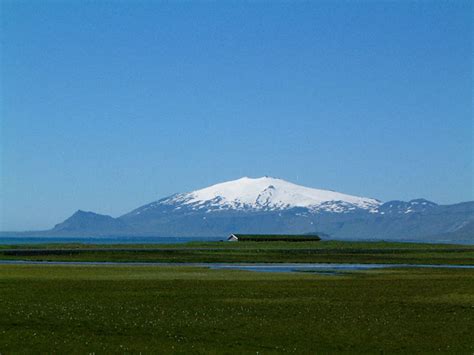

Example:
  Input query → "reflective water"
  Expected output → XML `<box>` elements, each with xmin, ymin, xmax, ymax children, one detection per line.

<box><xmin>0</xmin><ymin>236</ymin><xmax>223</xmax><ymax>245</ymax></box>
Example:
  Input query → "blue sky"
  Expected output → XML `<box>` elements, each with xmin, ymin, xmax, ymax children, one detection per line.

<box><xmin>1</xmin><ymin>1</ymin><xmax>472</xmax><ymax>230</ymax></box>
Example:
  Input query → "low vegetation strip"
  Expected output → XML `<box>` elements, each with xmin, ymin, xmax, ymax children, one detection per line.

<box><xmin>0</xmin><ymin>241</ymin><xmax>473</xmax><ymax>265</ymax></box>
<box><xmin>1</xmin><ymin>240</ymin><xmax>471</xmax><ymax>249</ymax></box>
<box><xmin>0</xmin><ymin>265</ymin><xmax>472</xmax><ymax>353</ymax></box>
<box><xmin>230</xmin><ymin>234</ymin><xmax>321</xmax><ymax>242</ymax></box>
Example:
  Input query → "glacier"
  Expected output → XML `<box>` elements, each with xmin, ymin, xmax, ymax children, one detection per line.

<box><xmin>155</xmin><ymin>176</ymin><xmax>381</xmax><ymax>213</ymax></box>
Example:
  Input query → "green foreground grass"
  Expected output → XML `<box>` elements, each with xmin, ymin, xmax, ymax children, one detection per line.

<box><xmin>0</xmin><ymin>265</ymin><xmax>473</xmax><ymax>353</ymax></box>
<box><xmin>1</xmin><ymin>240</ymin><xmax>473</xmax><ymax>265</ymax></box>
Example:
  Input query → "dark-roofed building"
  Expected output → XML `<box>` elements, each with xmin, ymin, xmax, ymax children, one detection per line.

<box><xmin>227</xmin><ymin>234</ymin><xmax>321</xmax><ymax>242</ymax></box>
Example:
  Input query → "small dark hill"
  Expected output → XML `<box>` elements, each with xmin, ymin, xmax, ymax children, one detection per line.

<box><xmin>53</xmin><ymin>210</ymin><xmax>129</xmax><ymax>234</ymax></box>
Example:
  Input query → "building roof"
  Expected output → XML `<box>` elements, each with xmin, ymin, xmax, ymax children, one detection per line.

<box><xmin>228</xmin><ymin>234</ymin><xmax>321</xmax><ymax>241</ymax></box>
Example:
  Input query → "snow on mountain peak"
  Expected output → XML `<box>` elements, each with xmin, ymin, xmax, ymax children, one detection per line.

<box><xmin>166</xmin><ymin>176</ymin><xmax>381</xmax><ymax>212</ymax></box>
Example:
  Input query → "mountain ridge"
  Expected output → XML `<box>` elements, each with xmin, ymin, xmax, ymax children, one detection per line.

<box><xmin>2</xmin><ymin>177</ymin><xmax>473</xmax><ymax>243</ymax></box>
<box><xmin>124</xmin><ymin>177</ymin><xmax>381</xmax><ymax>218</ymax></box>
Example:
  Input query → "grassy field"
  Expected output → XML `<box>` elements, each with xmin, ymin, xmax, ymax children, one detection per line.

<box><xmin>0</xmin><ymin>265</ymin><xmax>473</xmax><ymax>353</ymax></box>
<box><xmin>1</xmin><ymin>240</ymin><xmax>473</xmax><ymax>265</ymax></box>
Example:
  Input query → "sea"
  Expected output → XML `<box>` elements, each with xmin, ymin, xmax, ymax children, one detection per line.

<box><xmin>0</xmin><ymin>235</ymin><xmax>471</xmax><ymax>245</ymax></box>
<box><xmin>0</xmin><ymin>236</ymin><xmax>224</xmax><ymax>245</ymax></box>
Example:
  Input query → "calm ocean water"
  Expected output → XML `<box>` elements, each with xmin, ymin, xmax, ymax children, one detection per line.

<box><xmin>0</xmin><ymin>236</ymin><xmax>224</xmax><ymax>245</ymax></box>
<box><xmin>0</xmin><ymin>236</ymin><xmax>470</xmax><ymax>245</ymax></box>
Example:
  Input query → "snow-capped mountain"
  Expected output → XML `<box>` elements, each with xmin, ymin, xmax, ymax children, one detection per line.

<box><xmin>377</xmin><ymin>199</ymin><xmax>438</xmax><ymax>215</ymax></box>
<box><xmin>131</xmin><ymin>177</ymin><xmax>381</xmax><ymax>215</ymax></box>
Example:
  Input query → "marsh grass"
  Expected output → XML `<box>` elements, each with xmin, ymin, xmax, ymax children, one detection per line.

<box><xmin>0</xmin><ymin>265</ymin><xmax>473</xmax><ymax>353</ymax></box>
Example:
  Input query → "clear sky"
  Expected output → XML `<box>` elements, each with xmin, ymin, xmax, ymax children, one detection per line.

<box><xmin>1</xmin><ymin>0</ymin><xmax>472</xmax><ymax>231</ymax></box>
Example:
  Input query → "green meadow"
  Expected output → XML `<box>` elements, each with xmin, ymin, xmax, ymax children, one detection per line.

<box><xmin>1</xmin><ymin>240</ymin><xmax>473</xmax><ymax>265</ymax></box>
<box><xmin>0</xmin><ymin>265</ymin><xmax>473</xmax><ymax>353</ymax></box>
